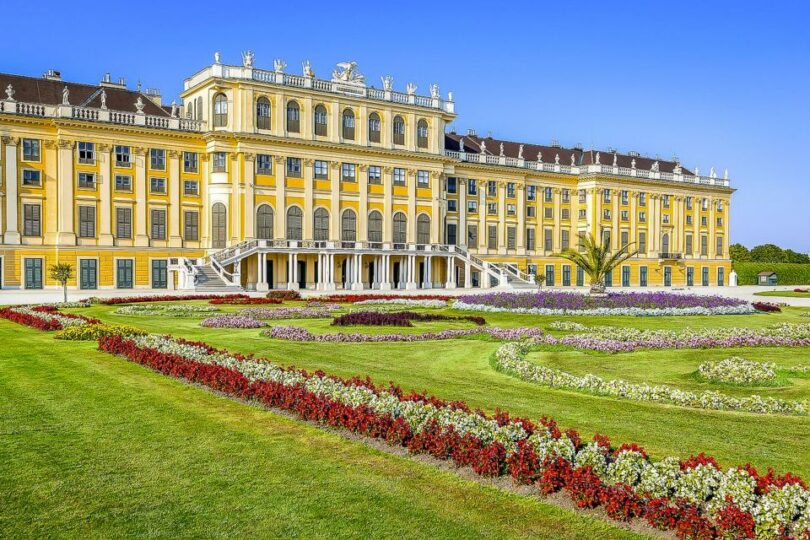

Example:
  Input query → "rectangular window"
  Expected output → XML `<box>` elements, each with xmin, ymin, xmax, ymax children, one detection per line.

<box><xmin>467</xmin><ymin>200</ymin><xmax>478</xmax><ymax>213</ymax></box>
<box><xmin>603</xmin><ymin>208</ymin><xmax>611</xmax><ymax>220</ymax></box>
<box><xmin>286</xmin><ymin>157</ymin><xmax>302</xmax><ymax>177</ymax></box>
<box><xmin>183</xmin><ymin>180</ymin><xmax>199</xmax><ymax>195</ymax></box>
<box><xmin>701</xmin><ymin>216</ymin><xmax>708</xmax><ymax>226</ymax></box>
<box><xmin>468</xmin><ymin>181</ymin><xmax>477</xmax><ymax>196</ymax></box>
<box><xmin>314</xmin><ymin>160</ymin><xmax>329</xmax><ymax>180</ymax></box>
<box><xmin>24</xmin><ymin>258</ymin><xmax>43</xmax><ymax>289</ymax></box>
<box><xmin>487</xmin><ymin>225</ymin><xmax>497</xmax><ymax>249</ymax></box>
<box><xmin>602</xmin><ymin>229</ymin><xmax>612</xmax><ymax>247</ymax></box>
<box><xmin>702</xmin><ymin>266</ymin><xmax>709</xmax><ymax>286</ymax></box>
<box><xmin>544</xmin><ymin>207</ymin><xmax>553</xmax><ymax>219</ymax></box>
<box><xmin>578</xmin><ymin>190</ymin><xmax>586</xmax><ymax>204</ymax></box>
<box><xmin>447</xmin><ymin>200</ymin><xmax>457</xmax><ymax>212</ymax></box>
<box><xmin>506</xmin><ymin>182</ymin><xmax>515</xmax><ymax>198</ymax></box>
<box><xmin>545</xmin><ymin>265</ymin><xmax>554</xmax><ymax>286</ymax></box>
<box><xmin>603</xmin><ymin>189</ymin><xmax>611</xmax><ymax>203</ymax></box>
<box><xmin>526</xmin><ymin>185</ymin><xmax>536</xmax><ymax>201</ymax></box>
<box><xmin>446</xmin><ymin>177</ymin><xmax>457</xmax><ymax>194</ymax></box>
<box><xmin>639</xmin><ymin>211</ymin><xmax>646</xmax><ymax>222</ymax></box>
<box><xmin>717</xmin><ymin>267</ymin><xmax>725</xmax><ymax>286</ymax></box>
<box><xmin>527</xmin><ymin>206</ymin><xmax>536</xmax><ymax>218</ymax></box>
<box><xmin>561</xmin><ymin>229</ymin><xmax>570</xmax><ymax>250</ymax></box>
<box><xmin>544</xmin><ymin>187</ymin><xmax>552</xmax><ymax>202</ymax></box>
<box><xmin>621</xmin><ymin>190</ymin><xmax>629</xmax><ymax>205</ymax></box>
<box><xmin>544</xmin><ymin>228</ymin><xmax>553</xmax><ymax>251</ymax></box>
<box><xmin>467</xmin><ymin>224</ymin><xmax>478</xmax><ymax>246</ymax></box>
<box><xmin>115</xmin><ymin>145</ymin><xmax>130</xmax><ymax>166</ymax></box>
<box><xmin>183</xmin><ymin>152</ymin><xmax>198</xmax><ymax>173</ymax></box>
<box><xmin>116</xmin><ymin>259</ymin><xmax>134</xmax><ymax>289</ymax></box>
<box><xmin>256</xmin><ymin>154</ymin><xmax>273</xmax><ymax>174</ymax></box>
<box><xmin>687</xmin><ymin>267</ymin><xmax>694</xmax><ymax>286</ymax></box>
<box><xmin>685</xmin><ymin>234</ymin><xmax>693</xmax><ymax>255</ymax></box>
<box><xmin>621</xmin><ymin>230</ymin><xmax>629</xmax><ymax>248</ymax></box>
<box><xmin>393</xmin><ymin>168</ymin><xmax>406</xmax><ymax>186</ymax></box>
<box><xmin>115</xmin><ymin>175</ymin><xmax>132</xmax><ymax>192</ymax></box>
<box><xmin>604</xmin><ymin>269</ymin><xmax>613</xmax><ymax>287</ymax></box>
<box><xmin>621</xmin><ymin>210</ymin><xmax>629</xmax><ymax>221</ymax></box>
<box><xmin>622</xmin><ymin>265</ymin><xmax>631</xmax><ymax>287</ymax></box>
<box><xmin>507</xmin><ymin>203</ymin><xmax>516</xmax><ymax>215</ymax></box>
<box><xmin>184</xmin><ymin>211</ymin><xmax>199</xmax><ymax>241</ymax></box>
<box><xmin>487</xmin><ymin>202</ymin><xmax>497</xmax><ymax>215</ymax></box>
<box><xmin>561</xmin><ymin>208</ymin><xmax>570</xmax><ymax>220</ymax></box>
<box><xmin>663</xmin><ymin>194</ymin><xmax>671</xmax><ymax>208</ymax></box>
<box><xmin>368</xmin><ymin>165</ymin><xmax>381</xmax><ymax>184</ymax></box>
<box><xmin>686</xmin><ymin>196</ymin><xmax>693</xmax><ymax>210</ymax></box>
<box><xmin>341</xmin><ymin>163</ymin><xmax>356</xmax><ymax>182</ymax></box>
<box><xmin>716</xmin><ymin>236</ymin><xmax>724</xmax><ymax>257</ymax></box>
<box><xmin>212</xmin><ymin>152</ymin><xmax>227</xmax><ymax>172</ymax></box>
<box><xmin>662</xmin><ymin>214</ymin><xmax>670</xmax><ymax>224</ymax></box>
<box><xmin>507</xmin><ymin>226</ymin><xmax>516</xmax><ymax>249</ymax></box>
<box><xmin>702</xmin><ymin>198</ymin><xmax>709</xmax><ymax>211</ymax></box>
<box><xmin>417</xmin><ymin>170</ymin><xmax>429</xmax><ymax>187</ymax></box>
<box><xmin>79</xmin><ymin>259</ymin><xmax>97</xmax><ymax>290</ymax></box>
<box><xmin>640</xmin><ymin>266</ymin><xmax>648</xmax><ymax>287</ymax></box>
<box><xmin>23</xmin><ymin>204</ymin><xmax>41</xmax><ymax>236</ymax></box>
<box><xmin>152</xmin><ymin>260</ymin><xmax>168</xmax><ymax>289</ymax></box>
<box><xmin>22</xmin><ymin>169</ymin><xmax>41</xmax><ymax>186</ymax></box>
<box><xmin>562</xmin><ymin>189</ymin><xmax>570</xmax><ymax>203</ymax></box>
<box><xmin>78</xmin><ymin>141</ymin><xmax>95</xmax><ymax>164</ymax></box>
<box><xmin>116</xmin><ymin>207</ymin><xmax>132</xmax><ymax>239</ymax></box>
<box><xmin>150</xmin><ymin>148</ymin><xmax>166</xmax><ymax>170</ymax></box>
<box><xmin>446</xmin><ymin>223</ymin><xmax>457</xmax><ymax>245</ymax></box>
<box><xmin>151</xmin><ymin>209</ymin><xmax>167</xmax><ymax>240</ymax></box>
<box><xmin>488</xmin><ymin>181</ymin><xmax>497</xmax><ymax>197</ymax></box>
<box><xmin>150</xmin><ymin>177</ymin><xmax>166</xmax><ymax>194</ymax></box>
<box><xmin>578</xmin><ymin>209</ymin><xmax>586</xmax><ymax>219</ymax></box>
<box><xmin>638</xmin><ymin>231</ymin><xmax>647</xmax><ymax>254</ymax></box>
<box><xmin>686</xmin><ymin>215</ymin><xmax>693</xmax><ymax>225</ymax></box>
<box><xmin>22</xmin><ymin>139</ymin><xmax>41</xmax><ymax>161</ymax></box>
<box><xmin>562</xmin><ymin>265</ymin><xmax>571</xmax><ymax>286</ymax></box>
<box><xmin>526</xmin><ymin>228</ymin><xmax>535</xmax><ymax>250</ymax></box>
<box><xmin>78</xmin><ymin>205</ymin><xmax>96</xmax><ymax>238</ymax></box>
<box><xmin>639</xmin><ymin>192</ymin><xmax>646</xmax><ymax>206</ymax></box>
<box><xmin>78</xmin><ymin>172</ymin><xmax>96</xmax><ymax>189</ymax></box>
<box><xmin>576</xmin><ymin>265</ymin><xmax>585</xmax><ymax>286</ymax></box>
<box><xmin>716</xmin><ymin>217</ymin><xmax>723</xmax><ymax>227</ymax></box>
<box><xmin>701</xmin><ymin>235</ymin><xmax>708</xmax><ymax>256</ymax></box>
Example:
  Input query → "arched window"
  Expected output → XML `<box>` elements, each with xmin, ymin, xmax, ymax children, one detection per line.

<box><xmin>393</xmin><ymin>212</ymin><xmax>407</xmax><ymax>244</ymax></box>
<box><xmin>368</xmin><ymin>112</ymin><xmax>381</xmax><ymax>143</ymax></box>
<box><xmin>213</xmin><ymin>93</ymin><xmax>228</xmax><ymax>127</ymax></box>
<box><xmin>416</xmin><ymin>119</ymin><xmax>429</xmax><ymax>148</ymax></box>
<box><xmin>368</xmin><ymin>211</ymin><xmax>382</xmax><ymax>242</ymax></box>
<box><xmin>342</xmin><ymin>108</ymin><xmax>355</xmax><ymax>140</ymax></box>
<box><xmin>341</xmin><ymin>209</ymin><xmax>357</xmax><ymax>242</ymax></box>
<box><xmin>256</xmin><ymin>204</ymin><xmax>274</xmax><ymax>239</ymax></box>
<box><xmin>286</xmin><ymin>206</ymin><xmax>303</xmax><ymax>240</ymax></box>
<box><xmin>314</xmin><ymin>208</ymin><xmax>329</xmax><ymax>241</ymax></box>
<box><xmin>211</xmin><ymin>202</ymin><xmax>227</xmax><ymax>248</ymax></box>
<box><xmin>314</xmin><ymin>104</ymin><xmax>327</xmax><ymax>136</ymax></box>
<box><xmin>286</xmin><ymin>101</ymin><xmax>300</xmax><ymax>133</ymax></box>
<box><xmin>256</xmin><ymin>97</ymin><xmax>271</xmax><ymax>130</ymax></box>
<box><xmin>196</xmin><ymin>96</ymin><xmax>203</xmax><ymax>120</ymax></box>
<box><xmin>417</xmin><ymin>214</ymin><xmax>430</xmax><ymax>245</ymax></box>
<box><xmin>662</xmin><ymin>233</ymin><xmax>670</xmax><ymax>255</ymax></box>
<box><xmin>392</xmin><ymin>115</ymin><xmax>405</xmax><ymax>145</ymax></box>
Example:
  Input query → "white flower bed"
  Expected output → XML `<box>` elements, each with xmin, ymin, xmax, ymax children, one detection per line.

<box><xmin>547</xmin><ymin>320</ymin><xmax>587</xmax><ymax>331</ymax></box>
<box><xmin>493</xmin><ymin>341</ymin><xmax>806</xmax><ymax>415</ymax></box>
<box><xmin>353</xmin><ymin>299</ymin><xmax>448</xmax><ymax>308</ymax></box>
<box><xmin>12</xmin><ymin>306</ymin><xmax>91</xmax><ymax>328</ymax></box>
<box><xmin>453</xmin><ymin>300</ymin><xmax>756</xmax><ymax>317</ymax></box>
<box><xmin>698</xmin><ymin>357</ymin><xmax>777</xmax><ymax>385</ymax></box>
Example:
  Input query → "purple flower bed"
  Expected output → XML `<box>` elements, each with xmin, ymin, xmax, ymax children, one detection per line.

<box><xmin>263</xmin><ymin>325</ymin><xmax>543</xmax><ymax>343</ymax></box>
<box><xmin>457</xmin><ymin>291</ymin><xmax>747</xmax><ymax>311</ymax></box>
<box><xmin>542</xmin><ymin>334</ymin><xmax>810</xmax><ymax>353</ymax></box>
<box><xmin>238</xmin><ymin>307</ymin><xmax>333</xmax><ymax>320</ymax></box>
<box><xmin>200</xmin><ymin>315</ymin><xmax>266</xmax><ymax>329</ymax></box>
<box><xmin>331</xmin><ymin>311</ymin><xmax>486</xmax><ymax>327</ymax></box>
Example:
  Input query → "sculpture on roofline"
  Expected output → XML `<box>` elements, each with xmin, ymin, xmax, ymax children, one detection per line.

<box><xmin>135</xmin><ymin>96</ymin><xmax>145</xmax><ymax>113</ymax></box>
<box><xmin>537</xmin><ymin>151</ymin><xmax>543</xmax><ymax>163</ymax></box>
<box><xmin>171</xmin><ymin>100</ymin><xmax>178</xmax><ymax>118</ymax></box>
<box><xmin>595</xmin><ymin>152</ymin><xmax>601</xmax><ymax>165</ymax></box>
<box><xmin>651</xmin><ymin>160</ymin><xmax>659</xmax><ymax>172</ymax></box>
<box><xmin>214</xmin><ymin>51</ymin><xmax>221</xmax><ymax>64</ymax></box>
<box><xmin>332</xmin><ymin>61</ymin><xmax>365</xmax><ymax>84</ymax></box>
<box><xmin>499</xmin><ymin>142</ymin><xmax>504</xmax><ymax>157</ymax></box>
<box><xmin>406</xmin><ymin>82</ymin><xmax>417</xmax><ymax>95</ymax></box>
<box><xmin>518</xmin><ymin>144</ymin><xmax>524</xmax><ymax>159</ymax></box>
<box><xmin>273</xmin><ymin>58</ymin><xmax>287</xmax><ymax>73</ymax></box>
<box><xmin>571</xmin><ymin>153</ymin><xmax>576</xmax><ymax>166</ymax></box>
<box><xmin>381</xmin><ymin>75</ymin><xmax>393</xmax><ymax>91</ymax></box>
<box><xmin>613</xmin><ymin>153</ymin><xmax>618</xmax><ymax>167</ymax></box>
<box><xmin>631</xmin><ymin>158</ymin><xmax>636</xmax><ymax>169</ymax></box>
<box><xmin>5</xmin><ymin>84</ymin><xmax>14</xmax><ymax>101</ymax></box>
<box><xmin>447</xmin><ymin>91</ymin><xmax>454</xmax><ymax>101</ymax></box>
<box><xmin>302</xmin><ymin>60</ymin><xmax>314</xmax><ymax>78</ymax></box>
<box><xmin>100</xmin><ymin>89</ymin><xmax>107</xmax><ymax>109</ymax></box>
<box><xmin>241</xmin><ymin>50</ymin><xmax>255</xmax><ymax>68</ymax></box>
<box><xmin>480</xmin><ymin>140</ymin><xmax>487</xmax><ymax>154</ymax></box>
<box><xmin>710</xmin><ymin>166</ymin><xmax>717</xmax><ymax>178</ymax></box>
<box><xmin>430</xmin><ymin>84</ymin><xmax>439</xmax><ymax>99</ymax></box>
<box><xmin>458</xmin><ymin>137</ymin><xmax>465</xmax><ymax>152</ymax></box>
<box><xmin>62</xmin><ymin>86</ymin><xmax>70</xmax><ymax>105</ymax></box>
<box><xmin>555</xmin><ymin>153</ymin><xmax>560</xmax><ymax>164</ymax></box>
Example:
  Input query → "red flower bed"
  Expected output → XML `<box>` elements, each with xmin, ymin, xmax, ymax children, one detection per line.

<box><xmin>209</xmin><ymin>296</ymin><xmax>282</xmax><ymax>305</ymax></box>
<box><xmin>331</xmin><ymin>311</ymin><xmax>485</xmax><ymax>327</ymax></box>
<box><xmin>752</xmin><ymin>301</ymin><xmax>781</xmax><ymax>313</ymax></box>
<box><xmin>95</xmin><ymin>334</ymin><xmax>809</xmax><ymax>538</ymax></box>
<box><xmin>266</xmin><ymin>290</ymin><xmax>302</xmax><ymax>301</ymax></box>
<box><xmin>309</xmin><ymin>294</ymin><xmax>451</xmax><ymax>304</ymax></box>
<box><xmin>0</xmin><ymin>306</ymin><xmax>100</xmax><ymax>331</ymax></box>
<box><xmin>794</xmin><ymin>288</ymin><xmax>809</xmax><ymax>293</ymax></box>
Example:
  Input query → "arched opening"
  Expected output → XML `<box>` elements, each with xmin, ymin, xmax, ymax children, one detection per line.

<box><xmin>314</xmin><ymin>208</ymin><xmax>329</xmax><ymax>241</ymax></box>
<box><xmin>286</xmin><ymin>206</ymin><xmax>302</xmax><ymax>240</ymax></box>
<box><xmin>256</xmin><ymin>97</ymin><xmax>271</xmax><ymax>130</ymax></box>
<box><xmin>286</xmin><ymin>100</ymin><xmax>300</xmax><ymax>133</ymax></box>
<box><xmin>368</xmin><ymin>112</ymin><xmax>381</xmax><ymax>143</ymax></box>
<box><xmin>662</xmin><ymin>233</ymin><xmax>670</xmax><ymax>255</ymax></box>
<box><xmin>211</xmin><ymin>202</ymin><xmax>227</xmax><ymax>248</ymax></box>
<box><xmin>392</xmin><ymin>115</ymin><xmax>405</xmax><ymax>145</ymax></box>
<box><xmin>314</xmin><ymin>104</ymin><xmax>327</xmax><ymax>136</ymax></box>
<box><xmin>368</xmin><ymin>211</ymin><xmax>382</xmax><ymax>242</ymax></box>
<box><xmin>417</xmin><ymin>214</ymin><xmax>430</xmax><ymax>245</ymax></box>
<box><xmin>341</xmin><ymin>209</ymin><xmax>357</xmax><ymax>242</ymax></box>
<box><xmin>256</xmin><ymin>204</ymin><xmax>274</xmax><ymax>239</ymax></box>
<box><xmin>342</xmin><ymin>108</ymin><xmax>355</xmax><ymax>140</ymax></box>
<box><xmin>416</xmin><ymin>119</ymin><xmax>429</xmax><ymax>148</ymax></box>
<box><xmin>213</xmin><ymin>93</ymin><xmax>228</xmax><ymax>127</ymax></box>
<box><xmin>393</xmin><ymin>212</ymin><xmax>407</xmax><ymax>244</ymax></box>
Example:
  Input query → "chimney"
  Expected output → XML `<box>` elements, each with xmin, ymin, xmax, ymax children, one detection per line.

<box><xmin>466</xmin><ymin>128</ymin><xmax>477</xmax><ymax>136</ymax></box>
<box><xmin>144</xmin><ymin>88</ymin><xmax>162</xmax><ymax>106</ymax></box>
<box><xmin>43</xmin><ymin>69</ymin><xmax>62</xmax><ymax>81</ymax></box>
<box><xmin>550</xmin><ymin>139</ymin><xmax>561</xmax><ymax>148</ymax></box>
<box><xmin>100</xmin><ymin>75</ymin><xmax>127</xmax><ymax>89</ymax></box>
<box><xmin>628</xmin><ymin>150</ymin><xmax>640</xmax><ymax>157</ymax></box>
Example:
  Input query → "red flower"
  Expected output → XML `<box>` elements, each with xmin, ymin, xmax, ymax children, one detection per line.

<box><xmin>599</xmin><ymin>484</ymin><xmax>644</xmax><ymax>521</ymax></box>
<box><xmin>714</xmin><ymin>504</ymin><xmax>756</xmax><ymax>539</ymax></box>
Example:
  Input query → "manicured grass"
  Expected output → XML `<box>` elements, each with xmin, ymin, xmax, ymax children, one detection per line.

<box><xmin>0</xmin><ymin>321</ymin><xmax>639</xmax><ymax>539</ymax></box>
<box><xmin>70</xmin><ymin>301</ymin><xmax>810</xmax><ymax>480</ymax></box>
<box><xmin>755</xmin><ymin>290</ymin><xmax>810</xmax><ymax>298</ymax></box>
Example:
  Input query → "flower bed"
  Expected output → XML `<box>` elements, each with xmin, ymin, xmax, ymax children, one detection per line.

<box><xmin>752</xmin><ymin>302</ymin><xmax>782</xmax><ymax>313</ymax></box>
<box><xmin>331</xmin><ymin>311</ymin><xmax>486</xmax><ymax>327</ymax></box>
<box><xmin>98</xmin><ymin>333</ymin><xmax>810</xmax><ymax>538</ymax></box>
<box><xmin>310</xmin><ymin>294</ymin><xmax>452</xmax><ymax>304</ymax></box>
<box><xmin>352</xmin><ymin>298</ymin><xmax>449</xmax><ymax>308</ymax></box>
<box><xmin>547</xmin><ymin>321</ymin><xmax>588</xmax><ymax>331</ymax></box>
<box><xmin>114</xmin><ymin>304</ymin><xmax>220</xmax><ymax>317</ymax></box>
<box><xmin>456</xmin><ymin>291</ymin><xmax>754</xmax><ymax>316</ymax></box>
<box><xmin>209</xmin><ymin>296</ymin><xmax>282</xmax><ymax>305</ymax></box>
<box><xmin>263</xmin><ymin>325</ymin><xmax>543</xmax><ymax>343</ymax></box>
<box><xmin>237</xmin><ymin>307</ymin><xmax>335</xmax><ymax>320</ymax></box>
<box><xmin>494</xmin><ymin>342</ymin><xmax>805</xmax><ymax>416</ymax></box>
<box><xmin>698</xmin><ymin>358</ymin><xmax>777</xmax><ymax>385</ymax></box>
<box><xmin>200</xmin><ymin>315</ymin><xmax>266</xmax><ymax>329</ymax></box>
<box><xmin>55</xmin><ymin>324</ymin><xmax>146</xmax><ymax>341</ymax></box>
<box><xmin>0</xmin><ymin>306</ymin><xmax>100</xmax><ymax>331</ymax></box>
<box><xmin>266</xmin><ymin>290</ymin><xmax>302</xmax><ymax>301</ymax></box>
<box><xmin>98</xmin><ymin>294</ymin><xmax>240</xmax><ymax>305</ymax></box>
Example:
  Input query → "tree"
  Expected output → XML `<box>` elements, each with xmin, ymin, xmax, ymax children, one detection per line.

<box><xmin>784</xmin><ymin>249</ymin><xmax>810</xmax><ymax>264</ymax></box>
<box><xmin>534</xmin><ymin>272</ymin><xmax>546</xmax><ymax>288</ymax></box>
<box><xmin>729</xmin><ymin>243</ymin><xmax>751</xmax><ymax>262</ymax></box>
<box><xmin>49</xmin><ymin>263</ymin><xmax>73</xmax><ymax>303</ymax></box>
<box><xmin>750</xmin><ymin>244</ymin><xmax>787</xmax><ymax>263</ymax></box>
<box><xmin>556</xmin><ymin>233</ymin><xmax>637</xmax><ymax>294</ymax></box>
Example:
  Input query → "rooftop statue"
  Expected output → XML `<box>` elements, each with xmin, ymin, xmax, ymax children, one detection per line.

<box><xmin>241</xmin><ymin>50</ymin><xmax>255</xmax><ymax>68</ymax></box>
<box><xmin>381</xmin><ymin>75</ymin><xmax>393</xmax><ymax>91</ymax></box>
<box><xmin>332</xmin><ymin>61</ymin><xmax>365</xmax><ymax>84</ymax></box>
<box><xmin>62</xmin><ymin>86</ymin><xmax>69</xmax><ymax>105</ymax></box>
<box><xmin>302</xmin><ymin>60</ymin><xmax>314</xmax><ymax>78</ymax></box>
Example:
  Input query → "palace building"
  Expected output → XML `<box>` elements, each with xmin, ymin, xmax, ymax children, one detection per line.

<box><xmin>0</xmin><ymin>53</ymin><xmax>733</xmax><ymax>292</ymax></box>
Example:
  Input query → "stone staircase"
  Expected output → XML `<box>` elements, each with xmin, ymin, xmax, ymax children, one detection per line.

<box><xmin>192</xmin><ymin>265</ymin><xmax>243</xmax><ymax>293</ymax></box>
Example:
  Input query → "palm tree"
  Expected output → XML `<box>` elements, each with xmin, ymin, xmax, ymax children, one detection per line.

<box><xmin>556</xmin><ymin>233</ymin><xmax>638</xmax><ymax>294</ymax></box>
<box><xmin>49</xmin><ymin>263</ymin><xmax>73</xmax><ymax>303</ymax></box>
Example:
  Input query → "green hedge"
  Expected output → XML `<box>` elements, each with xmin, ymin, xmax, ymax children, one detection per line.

<box><xmin>733</xmin><ymin>262</ymin><xmax>810</xmax><ymax>285</ymax></box>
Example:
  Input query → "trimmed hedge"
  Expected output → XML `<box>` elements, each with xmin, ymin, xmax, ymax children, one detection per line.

<box><xmin>733</xmin><ymin>262</ymin><xmax>810</xmax><ymax>285</ymax></box>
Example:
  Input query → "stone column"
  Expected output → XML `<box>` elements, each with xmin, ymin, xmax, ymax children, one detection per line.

<box><xmin>56</xmin><ymin>139</ymin><xmax>77</xmax><ymax>245</ymax></box>
<box><xmin>3</xmin><ymin>137</ymin><xmax>20</xmax><ymax>244</ymax></box>
<box><xmin>431</xmin><ymin>172</ymin><xmax>440</xmax><ymax>243</ymax></box>
<box><xmin>379</xmin><ymin>254</ymin><xmax>391</xmax><ymax>290</ymax></box>
<box><xmin>133</xmin><ymin>147</ymin><xmax>149</xmax><ymax>246</ymax></box>
<box><xmin>478</xmin><ymin>181</ymin><xmax>487</xmax><ymax>251</ymax></box>
<box><xmin>257</xmin><ymin>253</ymin><xmax>269</xmax><ymax>291</ymax></box>
<box><xmin>243</xmin><ymin>153</ymin><xmax>255</xmax><ymax>240</ymax></box>
<box><xmin>405</xmin><ymin>254</ymin><xmax>417</xmax><ymax>289</ymax></box>
<box><xmin>407</xmin><ymin>169</ymin><xmax>416</xmax><ymax>243</ymax></box>
<box><xmin>383</xmin><ymin>166</ymin><xmax>392</xmax><ymax>242</ymax></box>
<box><xmin>630</xmin><ymin>192</ymin><xmax>637</xmax><ymax>253</ymax></box>
<box><xmin>275</xmin><ymin>156</ymin><xmax>286</xmax><ymax>240</ymax></box>
<box><xmin>303</xmin><ymin>158</ymin><xmax>314</xmax><ymax>240</ymax></box>
<box><xmin>612</xmin><ymin>193</ymin><xmax>620</xmax><ymax>251</ymax></box>
<box><xmin>517</xmin><ymin>184</ymin><xmax>525</xmax><ymax>252</ymax></box>
<box><xmin>43</xmin><ymin>140</ymin><xmax>58</xmax><ymax>245</ymax></box>
<box><xmin>329</xmin><ymin>162</ymin><xmax>340</xmax><ymax>241</ymax></box>
<box><xmin>497</xmin><ymin>182</ymin><xmax>506</xmax><ymax>249</ymax></box>
<box><xmin>230</xmin><ymin>153</ymin><xmax>241</xmax><ymax>244</ymax></box>
<box><xmin>351</xmin><ymin>254</ymin><xmax>364</xmax><ymax>291</ymax></box>
<box><xmin>552</xmin><ymin>188</ymin><xmax>562</xmax><ymax>251</ymax></box>
<box><xmin>358</xmin><ymin>165</ymin><xmax>368</xmax><ymax>242</ymax></box>
<box><xmin>708</xmin><ymin>197</ymin><xmax>716</xmax><ymax>259</ymax></box>
<box><xmin>445</xmin><ymin>256</ymin><xmax>456</xmax><ymax>289</ymax></box>
<box><xmin>167</xmin><ymin>150</ymin><xmax>182</xmax><ymax>247</ymax></box>
<box><xmin>464</xmin><ymin>261</ymin><xmax>472</xmax><ymax>289</ymax></box>
<box><xmin>458</xmin><ymin>178</ymin><xmax>467</xmax><ymax>246</ymax></box>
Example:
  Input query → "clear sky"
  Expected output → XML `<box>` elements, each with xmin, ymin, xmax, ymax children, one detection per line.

<box><xmin>4</xmin><ymin>0</ymin><xmax>809</xmax><ymax>251</ymax></box>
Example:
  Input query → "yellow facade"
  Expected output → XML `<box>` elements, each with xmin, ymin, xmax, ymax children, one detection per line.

<box><xmin>0</xmin><ymin>57</ymin><xmax>732</xmax><ymax>291</ymax></box>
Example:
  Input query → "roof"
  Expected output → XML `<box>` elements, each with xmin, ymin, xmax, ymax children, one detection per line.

<box><xmin>0</xmin><ymin>72</ymin><xmax>170</xmax><ymax>117</ymax></box>
<box><xmin>758</xmin><ymin>271</ymin><xmax>777</xmax><ymax>276</ymax></box>
<box><xmin>445</xmin><ymin>132</ymin><xmax>693</xmax><ymax>176</ymax></box>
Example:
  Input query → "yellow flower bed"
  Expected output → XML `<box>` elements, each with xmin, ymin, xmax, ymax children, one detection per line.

<box><xmin>55</xmin><ymin>324</ymin><xmax>146</xmax><ymax>341</ymax></box>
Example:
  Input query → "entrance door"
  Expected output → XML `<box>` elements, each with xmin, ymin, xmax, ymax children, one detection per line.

<box><xmin>266</xmin><ymin>260</ymin><xmax>274</xmax><ymax>289</ymax></box>
<box><xmin>211</xmin><ymin>203</ymin><xmax>227</xmax><ymax>249</ymax></box>
<box><xmin>368</xmin><ymin>260</ymin><xmax>375</xmax><ymax>288</ymax></box>
<box><xmin>664</xmin><ymin>266</ymin><xmax>672</xmax><ymax>287</ymax></box>
<box><xmin>297</xmin><ymin>260</ymin><xmax>307</xmax><ymax>289</ymax></box>
<box><xmin>419</xmin><ymin>262</ymin><xmax>425</xmax><ymax>286</ymax></box>
<box><xmin>392</xmin><ymin>262</ymin><xmax>401</xmax><ymax>288</ymax></box>
<box><xmin>341</xmin><ymin>259</ymin><xmax>348</xmax><ymax>288</ymax></box>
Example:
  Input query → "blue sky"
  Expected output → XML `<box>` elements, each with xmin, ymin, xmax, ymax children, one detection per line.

<box><xmin>5</xmin><ymin>0</ymin><xmax>809</xmax><ymax>251</ymax></box>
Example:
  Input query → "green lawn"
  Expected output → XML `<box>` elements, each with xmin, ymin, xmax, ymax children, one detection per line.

<box><xmin>0</xmin><ymin>322</ymin><xmax>639</xmax><ymax>539</ymax></box>
<box><xmin>755</xmin><ymin>290</ymin><xmax>810</xmax><ymax>298</ymax></box>
<box><xmin>67</xmin><ymin>301</ymin><xmax>810</xmax><ymax>480</ymax></box>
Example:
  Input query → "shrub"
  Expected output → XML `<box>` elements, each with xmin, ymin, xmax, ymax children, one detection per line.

<box><xmin>733</xmin><ymin>262</ymin><xmax>810</xmax><ymax>286</ymax></box>
<box><xmin>267</xmin><ymin>290</ymin><xmax>302</xmax><ymax>301</ymax></box>
<box><xmin>752</xmin><ymin>302</ymin><xmax>781</xmax><ymax>313</ymax></box>
<box><xmin>55</xmin><ymin>324</ymin><xmax>146</xmax><ymax>341</ymax></box>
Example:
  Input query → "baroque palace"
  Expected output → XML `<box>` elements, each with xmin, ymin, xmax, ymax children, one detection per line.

<box><xmin>0</xmin><ymin>52</ymin><xmax>733</xmax><ymax>292</ymax></box>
